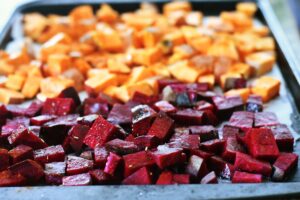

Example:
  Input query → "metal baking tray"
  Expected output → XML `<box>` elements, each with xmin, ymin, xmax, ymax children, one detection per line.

<box><xmin>1</xmin><ymin>0</ymin><xmax>300</xmax><ymax>199</ymax></box>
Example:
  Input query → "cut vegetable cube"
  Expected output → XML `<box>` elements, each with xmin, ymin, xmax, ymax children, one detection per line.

<box><xmin>200</xmin><ymin>171</ymin><xmax>218</xmax><ymax>184</ymax></box>
<box><xmin>270</xmin><ymin>124</ymin><xmax>294</xmax><ymax>152</ymax></box>
<box><xmin>9</xmin><ymin>159</ymin><xmax>44</xmax><ymax>182</ymax></box>
<box><xmin>85</xmin><ymin>74</ymin><xmax>117</xmax><ymax>93</ymax></box>
<box><xmin>104</xmin><ymin>152</ymin><xmax>122</xmax><ymax>176</ymax></box>
<box><xmin>222</xmin><ymin>137</ymin><xmax>245</xmax><ymax>162</ymax></box>
<box><xmin>33</xmin><ymin>145</ymin><xmax>65</xmax><ymax>164</ymax></box>
<box><xmin>200</xmin><ymin>139</ymin><xmax>225</xmax><ymax>155</ymax></box>
<box><xmin>151</xmin><ymin>145</ymin><xmax>184</xmax><ymax>169</ymax></box>
<box><xmin>89</xmin><ymin>169</ymin><xmax>112</xmax><ymax>184</ymax></box>
<box><xmin>68</xmin><ymin>124</ymin><xmax>89</xmax><ymax>152</ymax></box>
<box><xmin>122</xmin><ymin>167</ymin><xmax>152</xmax><ymax>185</ymax></box>
<box><xmin>254</xmin><ymin>111</ymin><xmax>279</xmax><ymax>127</ymax></box>
<box><xmin>0</xmin><ymin>170</ymin><xmax>26</xmax><ymax>186</ymax></box>
<box><xmin>172</xmin><ymin>109</ymin><xmax>204</xmax><ymax>125</ymax></box>
<box><xmin>131</xmin><ymin>105</ymin><xmax>157</xmax><ymax>136</ymax></box>
<box><xmin>228</xmin><ymin>111</ymin><xmax>254</xmax><ymax>132</ymax></box>
<box><xmin>94</xmin><ymin>146</ymin><xmax>109</xmax><ymax>168</ymax></box>
<box><xmin>45</xmin><ymin>162</ymin><xmax>66</xmax><ymax>185</ymax></box>
<box><xmin>62</xmin><ymin>173</ymin><xmax>92</xmax><ymax>186</ymax></box>
<box><xmin>147</xmin><ymin>112</ymin><xmax>174</xmax><ymax>141</ymax></box>
<box><xmin>168</xmin><ymin>60</ymin><xmax>200</xmax><ymax>83</ymax></box>
<box><xmin>185</xmin><ymin>155</ymin><xmax>208</xmax><ymax>179</ymax></box>
<box><xmin>251</xmin><ymin>76</ymin><xmax>280</xmax><ymax>102</ymax></box>
<box><xmin>189</xmin><ymin>125</ymin><xmax>218</xmax><ymax>142</ymax></box>
<box><xmin>42</xmin><ymin>98</ymin><xmax>75</xmax><ymax>116</ymax></box>
<box><xmin>232</xmin><ymin>171</ymin><xmax>262</xmax><ymax>183</ymax></box>
<box><xmin>273</xmin><ymin>153</ymin><xmax>298</xmax><ymax>181</ymax></box>
<box><xmin>107</xmin><ymin>104</ymin><xmax>132</xmax><ymax>125</ymax></box>
<box><xmin>0</xmin><ymin>149</ymin><xmax>9</xmax><ymax>171</ymax></box>
<box><xmin>169</xmin><ymin>132</ymin><xmax>200</xmax><ymax>150</ymax></box>
<box><xmin>5</xmin><ymin>74</ymin><xmax>25</xmax><ymax>91</ymax></box>
<box><xmin>153</xmin><ymin>100</ymin><xmax>177</xmax><ymax>113</ymax></box>
<box><xmin>8</xmin><ymin>145</ymin><xmax>33</xmax><ymax>164</ymax></box>
<box><xmin>246</xmin><ymin>95</ymin><xmax>263</xmax><ymax>112</ymax></box>
<box><xmin>0</xmin><ymin>88</ymin><xmax>24</xmax><ymax>104</ymax></box>
<box><xmin>105</xmin><ymin>139</ymin><xmax>139</xmax><ymax>155</ymax></box>
<box><xmin>212</xmin><ymin>96</ymin><xmax>244</xmax><ymax>120</ymax></box>
<box><xmin>66</xmin><ymin>156</ymin><xmax>93</xmax><ymax>175</ymax></box>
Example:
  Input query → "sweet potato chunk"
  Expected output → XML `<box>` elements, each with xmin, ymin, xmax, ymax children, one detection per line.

<box><xmin>85</xmin><ymin>74</ymin><xmax>117</xmax><ymax>93</ymax></box>
<box><xmin>251</xmin><ymin>76</ymin><xmax>280</xmax><ymax>102</ymax></box>
<box><xmin>0</xmin><ymin>88</ymin><xmax>24</xmax><ymax>104</ymax></box>
<box><xmin>5</xmin><ymin>74</ymin><xmax>25</xmax><ymax>91</ymax></box>
<box><xmin>168</xmin><ymin>60</ymin><xmax>200</xmax><ymax>83</ymax></box>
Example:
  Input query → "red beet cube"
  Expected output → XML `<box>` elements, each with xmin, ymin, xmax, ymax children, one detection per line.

<box><xmin>189</xmin><ymin>125</ymin><xmax>218</xmax><ymax>142</ymax></box>
<box><xmin>0</xmin><ymin>170</ymin><xmax>26</xmax><ymax>186</ymax></box>
<box><xmin>122</xmin><ymin>167</ymin><xmax>152</xmax><ymax>185</ymax></box>
<box><xmin>169</xmin><ymin>133</ymin><xmax>200</xmax><ymax>150</ymax></box>
<box><xmin>68</xmin><ymin>124</ymin><xmax>90</xmax><ymax>152</ymax></box>
<box><xmin>45</xmin><ymin>162</ymin><xmax>66</xmax><ymax>185</ymax></box>
<box><xmin>8</xmin><ymin>126</ymin><xmax>47</xmax><ymax>150</ymax></box>
<box><xmin>0</xmin><ymin>148</ymin><xmax>9</xmax><ymax>171</ymax></box>
<box><xmin>62</xmin><ymin>173</ymin><xmax>92</xmax><ymax>186</ymax></box>
<box><xmin>83</xmin><ymin>98</ymin><xmax>109</xmax><ymax>117</ymax></box>
<box><xmin>200</xmin><ymin>171</ymin><xmax>218</xmax><ymax>184</ymax></box>
<box><xmin>156</xmin><ymin>171</ymin><xmax>173</xmax><ymax>185</ymax></box>
<box><xmin>134</xmin><ymin>135</ymin><xmax>159</xmax><ymax>149</ymax></box>
<box><xmin>212</xmin><ymin>96</ymin><xmax>243</xmax><ymax>120</ymax></box>
<box><xmin>175</xmin><ymin>92</ymin><xmax>193</xmax><ymax>107</ymax></box>
<box><xmin>151</xmin><ymin>145</ymin><xmax>183</xmax><ymax>169</ymax></box>
<box><xmin>58</xmin><ymin>87</ymin><xmax>81</xmax><ymax>107</ymax></box>
<box><xmin>246</xmin><ymin>95</ymin><xmax>263</xmax><ymax>112</ymax></box>
<box><xmin>89</xmin><ymin>169</ymin><xmax>112</xmax><ymax>184</ymax></box>
<box><xmin>94</xmin><ymin>146</ymin><xmax>109</xmax><ymax>168</ymax></box>
<box><xmin>200</xmin><ymin>139</ymin><xmax>225</xmax><ymax>154</ymax></box>
<box><xmin>147</xmin><ymin>112</ymin><xmax>174</xmax><ymax>141</ymax></box>
<box><xmin>234</xmin><ymin>152</ymin><xmax>272</xmax><ymax>177</ymax></box>
<box><xmin>222</xmin><ymin>137</ymin><xmax>245</xmax><ymax>162</ymax></box>
<box><xmin>132</xmin><ymin>92</ymin><xmax>158</xmax><ymax>105</ymax></box>
<box><xmin>105</xmin><ymin>139</ymin><xmax>139</xmax><ymax>155</ymax></box>
<box><xmin>203</xmin><ymin>110</ymin><xmax>218</xmax><ymax>126</ymax></box>
<box><xmin>42</xmin><ymin>98</ymin><xmax>75</xmax><ymax>116</ymax></box>
<box><xmin>185</xmin><ymin>155</ymin><xmax>208</xmax><ymax>179</ymax></box>
<box><xmin>80</xmin><ymin>151</ymin><xmax>93</xmax><ymax>160</ymax></box>
<box><xmin>104</xmin><ymin>152</ymin><xmax>122</xmax><ymax>176</ymax></box>
<box><xmin>30</xmin><ymin>115</ymin><xmax>57</xmax><ymax>126</ymax></box>
<box><xmin>172</xmin><ymin>174</ymin><xmax>190</xmax><ymax>184</ymax></box>
<box><xmin>153</xmin><ymin>100</ymin><xmax>177</xmax><ymax>114</ymax></box>
<box><xmin>6</xmin><ymin>105</ymin><xmax>27</xmax><ymax>117</ymax></box>
<box><xmin>254</xmin><ymin>112</ymin><xmax>279</xmax><ymax>127</ymax></box>
<box><xmin>24</xmin><ymin>101</ymin><xmax>43</xmax><ymax>117</ymax></box>
<box><xmin>269</xmin><ymin>124</ymin><xmax>294</xmax><ymax>152</ymax></box>
<box><xmin>131</xmin><ymin>105</ymin><xmax>157</xmax><ymax>136</ymax></box>
<box><xmin>246</xmin><ymin>128</ymin><xmax>279</xmax><ymax>161</ymax></box>
<box><xmin>224</xmin><ymin>77</ymin><xmax>246</xmax><ymax>91</ymax></box>
<box><xmin>9</xmin><ymin>159</ymin><xmax>44</xmax><ymax>182</ymax></box>
<box><xmin>158</xmin><ymin>79</ymin><xmax>182</xmax><ymax>92</ymax></box>
<box><xmin>228</xmin><ymin>111</ymin><xmax>254</xmax><ymax>132</ymax></box>
<box><xmin>172</xmin><ymin>109</ymin><xmax>204</xmax><ymax>125</ymax></box>
<box><xmin>33</xmin><ymin>145</ymin><xmax>65</xmax><ymax>164</ymax></box>
<box><xmin>107</xmin><ymin>104</ymin><xmax>132</xmax><ymax>125</ymax></box>
<box><xmin>77</xmin><ymin>114</ymin><xmax>99</xmax><ymax>127</ymax></box>
<box><xmin>273</xmin><ymin>153</ymin><xmax>298</xmax><ymax>181</ymax></box>
<box><xmin>222</xmin><ymin>125</ymin><xmax>240</xmax><ymax>140</ymax></box>
<box><xmin>1</xmin><ymin>117</ymin><xmax>30</xmax><ymax>138</ymax></box>
<box><xmin>84</xmin><ymin>116</ymin><xmax>118</xmax><ymax>149</ymax></box>
<box><xmin>66</xmin><ymin>156</ymin><xmax>93</xmax><ymax>175</ymax></box>
<box><xmin>232</xmin><ymin>171</ymin><xmax>263</xmax><ymax>183</ymax></box>
<box><xmin>123</xmin><ymin>151</ymin><xmax>155</xmax><ymax>177</ymax></box>
<box><xmin>208</xmin><ymin>156</ymin><xmax>234</xmax><ymax>179</ymax></box>
<box><xmin>195</xmin><ymin>100</ymin><xmax>214</xmax><ymax>111</ymax></box>
<box><xmin>190</xmin><ymin>149</ymin><xmax>213</xmax><ymax>161</ymax></box>
<box><xmin>8</xmin><ymin>145</ymin><xmax>33</xmax><ymax>164</ymax></box>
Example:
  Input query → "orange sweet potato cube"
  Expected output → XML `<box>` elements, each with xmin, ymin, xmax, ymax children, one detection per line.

<box><xmin>236</xmin><ymin>2</ymin><xmax>257</xmax><ymax>17</ymax></box>
<box><xmin>121</xmin><ymin>13</ymin><xmax>154</xmax><ymax>30</ymax></box>
<box><xmin>140</xmin><ymin>27</ymin><xmax>162</xmax><ymax>48</ymax></box>
<box><xmin>0</xmin><ymin>60</ymin><xmax>15</xmax><ymax>76</ymax></box>
<box><xmin>220</xmin><ymin>73</ymin><xmax>242</xmax><ymax>89</ymax></box>
<box><xmin>85</xmin><ymin>73</ymin><xmax>117</xmax><ymax>93</ymax></box>
<box><xmin>185</xmin><ymin>11</ymin><xmax>203</xmax><ymax>26</ymax></box>
<box><xmin>23</xmin><ymin>13</ymin><xmax>48</xmax><ymax>40</ymax></box>
<box><xmin>225</xmin><ymin>88</ymin><xmax>250</xmax><ymax>102</ymax></box>
<box><xmin>87</xmin><ymin>69</ymin><xmax>110</xmax><ymax>79</ymax></box>
<box><xmin>168</xmin><ymin>60</ymin><xmax>200</xmax><ymax>83</ymax></box>
<box><xmin>0</xmin><ymin>88</ymin><xmax>24</xmax><ymax>104</ymax></box>
<box><xmin>229</xmin><ymin>62</ymin><xmax>251</xmax><ymax>79</ymax></box>
<box><xmin>251</xmin><ymin>76</ymin><xmax>280</xmax><ymax>102</ymax></box>
<box><xmin>40</xmin><ymin>77</ymin><xmax>74</xmax><ymax>97</ymax></box>
<box><xmin>208</xmin><ymin>39</ymin><xmax>239</xmax><ymax>61</ymax></box>
<box><xmin>21</xmin><ymin>76</ymin><xmax>42</xmax><ymax>98</ymax></box>
<box><xmin>69</xmin><ymin>5</ymin><xmax>94</xmax><ymax>22</ymax></box>
<box><xmin>163</xmin><ymin>31</ymin><xmax>185</xmax><ymax>47</ymax></box>
<box><xmin>126</xmin><ymin>66</ymin><xmax>154</xmax><ymax>85</ymax></box>
<box><xmin>163</xmin><ymin>1</ymin><xmax>191</xmax><ymax>15</ymax></box>
<box><xmin>107</xmin><ymin>59</ymin><xmax>131</xmax><ymax>74</ymax></box>
<box><xmin>74</xmin><ymin>59</ymin><xmax>92</xmax><ymax>76</ymax></box>
<box><xmin>245</xmin><ymin>52</ymin><xmax>275</xmax><ymax>76</ymax></box>
<box><xmin>254</xmin><ymin>37</ymin><xmax>275</xmax><ymax>51</ymax></box>
<box><xmin>221</xmin><ymin>11</ymin><xmax>253</xmax><ymax>28</ymax></box>
<box><xmin>96</xmin><ymin>4</ymin><xmax>119</xmax><ymax>23</ymax></box>
<box><xmin>5</xmin><ymin>74</ymin><xmax>26</xmax><ymax>91</ymax></box>
<box><xmin>198</xmin><ymin>74</ymin><xmax>215</xmax><ymax>89</ymax></box>
<box><xmin>126</xmin><ymin>82</ymin><xmax>154</xmax><ymax>98</ymax></box>
<box><xmin>46</xmin><ymin>54</ymin><xmax>71</xmax><ymax>76</ymax></box>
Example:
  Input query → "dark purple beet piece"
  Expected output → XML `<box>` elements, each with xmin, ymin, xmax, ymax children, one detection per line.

<box><xmin>190</xmin><ymin>149</ymin><xmax>213</xmax><ymax>161</ymax></box>
<box><xmin>0</xmin><ymin>105</ymin><xmax>8</xmax><ymax>126</ymax></box>
<box><xmin>195</xmin><ymin>100</ymin><xmax>214</xmax><ymax>111</ymax></box>
<box><xmin>104</xmin><ymin>152</ymin><xmax>122</xmax><ymax>176</ymax></box>
<box><xmin>0</xmin><ymin>170</ymin><xmax>26</xmax><ymax>186</ymax></box>
<box><xmin>172</xmin><ymin>109</ymin><xmax>204</xmax><ymax>125</ymax></box>
<box><xmin>224</xmin><ymin>77</ymin><xmax>246</xmax><ymax>91</ymax></box>
<box><xmin>156</xmin><ymin>171</ymin><xmax>173</xmax><ymax>185</ymax></box>
<box><xmin>89</xmin><ymin>169</ymin><xmax>112</xmax><ymax>184</ymax></box>
<box><xmin>105</xmin><ymin>139</ymin><xmax>139</xmax><ymax>155</ymax></box>
<box><xmin>254</xmin><ymin>112</ymin><xmax>279</xmax><ymax>127</ymax></box>
<box><xmin>62</xmin><ymin>173</ymin><xmax>92</xmax><ymax>186</ymax></box>
<box><xmin>222</xmin><ymin>137</ymin><xmax>245</xmax><ymax>162</ymax></box>
<box><xmin>208</xmin><ymin>156</ymin><xmax>234</xmax><ymax>179</ymax></box>
<box><xmin>84</xmin><ymin>116</ymin><xmax>118</xmax><ymax>149</ymax></box>
<box><xmin>189</xmin><ymin>125</ymin><xmax>218</xmax><ymax>142</ymax></box>
<box><xmin>1</xmin><ymin>117</ymin><xmax>30</xmax><ymax>138</ymax></box>
<box><xmin>158</xmin><ymin>79</ymin><xmax>182</xmax><ymax>92</ymax></box>
<box><xmin>232</xmin><ymin>171</ymin><xmax>262</xmax><ymax>183</ymax></box>
<box><xmin>273</xmin><ymin>153</ymin><xmax>298</xmax><ymax>181</ymax></box>
<box><xmin>269</xmin><ymin>124</ymin><xmax>294</xmax><ymax>152</ymax></box>
<box><xmin>169</xmin><ymin>132</ymin><xmax>200</xmax><ymax>150</ymax></box>
<box><xmin>9</xmin><ymin>159</ymin><xmax>44</xmax><ymax>182</ymax></box>
<box><xmin>24</xmin><ymin>101</ymin><xmax>43</xmax><ymax>117</ymax></box>
<box><xmin>147</xmin><ymin>112</ymin><xmax>174</xmax><ymax>142</ymax></box>
<box><xmin>42</xmin><ymin>98</ymin><xmax>75</xmax><ymax>116</ymax></box>
<box><xmin>80</xmin><ymin>151</ymin><xmax>93</xmax><ymax>160</ymax></box>
<box><xmin>212</xmin><ymin>95</ymin><xmax>243</xmax><ymax>120</ymax></box>
<box><xmin>228</xmin><ymin>111</ymin><xmax>254</xmax><ymax>132</ymax></box>
<box><xmin>83</xmin><ymin>98</ymin><xmax>109</xmax><ymax>117</ymax></box>
<box><xmin>203</xmin><ymin>110</ymin><xmax>218</xmax><ymax>126</ymax></box>
<box><xmin>107</xmin><ymin>104</ymin><xmax>132</xmax><ymax>125</ymax></box>
<box><xmin>200</xmin><ymin>171</ymin><xmax>218</xmax><ymax>184</ymax></box>
<box><xmin>200</xmin><ymin>139</ymin><xmax>225</xmax><ymax>155</ymax></box>
<box><xmin>131</xmin><ymin>105</ymin><xmax>157</xmax><ymax>136</ymax></box>
<box><xmin>33</xmin><ymin>145</ymin><xmax>65</xmax><ymax>164</ymax></box>
<box><xmin>97</xmin><ymin>92</ymin><xmax>120</xmax><ymax>107</ymax></box>
<box><xmin>94</xmin><ymin>146</ymin><xmax>109</xmax><ymax>168</ymax></box>
<box><xmin>185</xmin><ymin>155</ymin><xmax>208</xmax><ymax>179</ymax></box>
<box><xmin>0</xmin><ymin>148</ymin><xmax>9</xmax><ymax>171</ymax></box>
<box><xmin>153</xmin><ymin>100</ymin><xmax>177</xmax><ymax>114</ymax></box>
<box><xmin>172</xmin><ymin>174</ymin><xmax>190</xmax><ymax>184</ymax></box>
<box><xmin>77</xmin><ymin>114</ymin><xmax>99</xmax><ymax>127</ymax></box>
<box><xmin>66</xmin><ymin>156</ymin><xmax>93</xmax><ymax>175</ymax></box>
<box><xmin>68</xmin><ymin>124</ymin><xmax>89</xmax><ymax>152</ymax></box>
<box><xmin>131</xmin><ymin>92</ymin><xmax>159</xmax><ymax>105</ymax></box>
<box><xmin>8</xmin><ymin>145</ymin><xmax>33</xmax><ymax>164</ymax></box>
<box><xmin>246</xmin><ymin>95</ymin><xmax>263</xmax><ymax>112</ymax></box>
<box><xmin>197</xmin><ymin>91</ymin><xmax>217</xmax><ymax>102</ymax></box>
<box><xmin>122</xmin><ymin>167</ymin><xmax>152</xmax><ymax>185</ymax></box>
<box><xmin>222</xmin><ymin>125</ymin><xmax>240</xmax><ymax>140</ymax></box>
<box><xmin>28</xmin><ymin>126</ymin><xmax>41</xmax><ymax>136</ymax></box>
<box><xmin>134</xmin><ymin>135</ymin><xmax>159</xmax><ymax>149</ymax></box>
<box><xmin>151</xmin><ymin>145</ymin><xmax>184</xmax><ymax>169</ymax></box>
<box><xmin>45</xmin><ymin>161</ymin><xmax>66</xmax><ymax>185</ymax></box>
<box><xmin>6</xmin><ymin>105</ymin><xmax>27</xmax><ymax>117</ymax></box>
<box><xmin>58</xmin><ymin>87</ymin><xmax>81</xmax><ymax>107</ymax></box>
<box><xmin>30</xmin><ymin>115</ymin><xmax>57</xmax><ymax>126</ymax></box>
<box><xmin>175</xmin><ymin>92</ymin><xmax>192</xmax><ymax>107</ymax></box>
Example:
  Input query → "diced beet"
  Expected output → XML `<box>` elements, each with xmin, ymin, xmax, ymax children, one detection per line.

<box><xmin>45</xmin><ymin>162</ymin><xmax>66</xmax><ymax>185</ymax></box>
<box><xmin>224</xmin><ymin>77</ymin><xmax>246</xmax><ymax>91</ymax></box>
<box><xmin>197</xmin><ymin>91</ymin><xmax>217</xmax><ymax>102</ymax></box>
<box><xmin>97</xmin><ymin>93</ymin><xmax>120</xmax><ymax>107</ymax></box>
<box><xmin>246</xmin><ymin>128</ymin><xmax>279</xmax><ymax>161</ymax></box>
<box><xmin>8</xmin><ymin>126</ymin><xmax>47</xmax><ymax>150</ymax></box>
<box><xmin>68</xmin><ymin>124</ymin><xmax>89</xmax><ymax>152</ymax></box>
<box><xmin>269</xmin><ymin>124</ymin><xmax>294</xmax><ymax>152</ymax></box>
<box><xmin>6</xmin><ymin>105</ymin><xmax>27</xmax><ymax>117</ymax></box>
<box><xmin>228</xmin><ymin>111</ymin><xmax>254</xmax><ymax>132</ymax></box>
<box><xmin>105</xmin><ymin>139</ymin><xmax>139</xmax><ymax>155</ymax></box>
<box><xmin>156</xmin><ymin>171</ymin><xmax>173</xmax><ymax>185</ymax></box>
<box><xmin>232</xmin><ymin>171</ymin><xmax>263</xmax><ymax>183</ymax></box>
<box><xmin>222</xmin><ymin>137</ymin><xmax>245</xmax><ymax>162</ymax></box>
<box><xmin>174</xmin><ymin>127</ymin><xmax>190</xmax><ymax>134</ymax></box>
<box><xmin>25</xmin><ymin>101</ymin><xmax>43</xmax><ymax>117</ymax></box>
<box><xmin>190</xmin><ymin>149</ymin><xmax>213</xmax><ymax>161</ymax></box>
<box><xmin>131</xmin><ymin>105</ymin><xmax>157</xmax><ymax>136</ymax></box>
<box><xmin>185</xmin><ymin>155</ymin><xmax>208</xmax><ymax>179</ymax></box>
<box><xmin>9</xmin><ymin>159</ymin><xmax>44</xmax><ymax>182</ymax></box>
<box><xmin>200</xmin><ymin>171</ymin><xmax>218</xmax><ymax>184</ymax></box>
<box><xmin>77</xmin><ymin>114</ymin><xmax>99</xmax><ymax>127</ymax></box>
<box><xmin>42</xmin><ymin>98</ymin><xmax>75</xmax><ymax>116</ymax></box>
<box><xmin>169</xmin><ymin>132</ymin><xmax>200</xmax><ymax>150</ymax></box>
<box><xmin>30</xmin><ymin>115</ymin><xmax>57</xmax><ymax>126</ymax></box>
<box><xmin>94</xmin><ymin>146</ymin><xmax>109</xmax><ymax>168</ymax></box>
<box><xmin>203</xmin><ymin>110</ymin><xmax>218</xmax><ymax>126</ymax></box>
<box><xmin>172</xmin><ymin>174</ymin><xmax>190</xmax><ymax>184</ymax></box>
<box><xmin>208</xmin><ymin>156</ymin><xmax>234</xmax><ymax>179</ymax></box>
<box><xmin>89</xmin><ymin>169</ymin><xmax>112</xmax><ymax>184</ymax></box>
<box><xmin>212</xmin><ymin>96</ymin><xmax>243</xmax><ymax>120</ymax></box>
<box><xmin>123</xmin><ymin>151</ymin><xmax>155</xmax><ymax>177</ymax></box>
<box><xmin>172</xmin><ymin>109</ymin><xmax>204</xmax><ymax>125</ymax></box>
<box><xmin>58</xmin><ymin>87</ymin><xmax>81</xmax><ymax>107</ymax></box>
<box><xmin>62</xmin><ymin>173</ymin><xmax>92</xmax><ymax>186</ymax></box>
<box><xmin>222</xmin><ymin>125</ymin><xmax>240</xmax><ymax>140</ymax></box>
<box><xmin>1</xmin><ymin>117</ymin><xmax>30</xmax><ymax>138</ymax></box>
<box><xmin>34</xmin><ymin>145</ymin><xmax>65</xmax><ymax>164</ymax></box>
<box><xmin>84</xmin><ymin>116</ymin><xmax>118</xmax><ymax>149</ymax></box>
<box><xmin>189</xmin><ymin>125</ymin><xmax>218</xmax><ymax>142</ymax></box>
<box><xmin>28</xmin><ymin>126</ymin><xmax>41</xmax><ymax>136</ymax></box>
<box><xmin>132</xmin><ymin>92</ymin><xmax>159</xmax><ymax>105</ymax></box>
<box><xmin>8</xmin><ymin>145</ymin><xmax>33</xmax><ymax>164</ymax></box>
<box><xmin>80</xmin><ymin>151</ymin><xmax>93</xmax><ymax>160</ymax></box>
<box><xmin>151</xmin><ymin>145</ymin><xmax>183</xmax><ymax>169</ymax></box>
<box><xmin>83</xmin><ymin>98</ymin><xmax>109</xmax><ymax>117</ymax></box>
<box><xmin>200</xmin><ymin>139</ymin><xmax>225</xmax><ymax>154</ymax></box>
<box><xmin>246</xmin><ymin>95</ymin><xmax>263</xmax><ymax>112</ymax></box>
<box><xmin>273</xmin><ymin>153</ymin><xmax>298</xmax><ymax>181</ymax></box>
<box><xmin>66</xmin><ymin>156</ymin><xmax>93</xmax><ymax>175</ymax></box>
<box><xmin>234</xmin><ymin>152</ymin><xmax>272</xmax><ymax>177</ymax></box>
<box><xmin>125</xmin><ymin>134</ymin><xmax>135</xmax><ymax>142</ymax></box>
<box><xmin>195</xmin><ymin>100</ymin><xmax>214</xmax><ymax>111</ymax></box>
<box><xmin>153</xmin><ymin>101</ymin><xmax>177</xmax><ymax>114</ymax></box>
<box><xmin>107</xmin><ymin>104</ymin><xmax>132</xmax><ymax>125</ymax></box>
<box><xmin>254</xmin><ymin>112</ymin><xmax>279</xmax><ymax>127</ymax></box>
<box><xmin>0</xmin><ymin>170</ymin><xmax>26</xmax><ymax>186</ymax></box>
<box><xmin>134</xmin><ymin>135</ymin><xmax>159</xmax><ymax>149</ymax></box>
<box><xmin>0</xmin><ymin>148</ymin><xmax>9</xmax><ymax>171</ymax></box>
<box><xmin>147</xmin><ymin>112</ymin><xmax>174</xmax><ymax>141</ymax></box>
<box><xmin>0</xmin><ymin>105</ymin><xmax>8</xmax><ymax>126</ymax></box>
<box><xmin>122</xmin><ymin>167</ymin><xmax>152</xmax><ymax>185</ymax></box>
<box><xmin>175</xmin><ymin>93</ymin><xmax>192</xmax><ymax>107</ymax></box>
<box><xmin>158</xmin><ymin>79</ymin><xmax>182</xmax><ymax>92</ymax></box>
<box><xmin>104</xmin><ymin>152</ymin><xmax>122</xmax><ymax>176</ymax></box>
<box><xmin>172</xmin><ymin>83</ymin><xmax>209</xmax><ymax>93</ymax></box>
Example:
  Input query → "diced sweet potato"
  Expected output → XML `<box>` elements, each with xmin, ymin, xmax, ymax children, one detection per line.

<box><xmin>104</xmin><ymin>152</ymin><xmax>122</xmax><ymax>176</ymax></box>
<box><xmin>246</xmin><ymin>95</ymin><xmax>263</xmax><ymax>112</ymax></box>
<box><xmin>107</xmin><ymin>58</ymin><xmax>130</xmax><ymax>74</ymax></box>
<box><xmin>84</xmin><ymin>116</ymin><xmax>118</xmax><ymax>148</ymax></box>
<box><xmin>9</xmin><ymin>159</ymin><xmax>44</xmax><ymax>182</ymax></box>
<box><xmin>185</xmin><ymin>155</ymin><xmax>208</xmax><ymax>179</ymax></box>
<box><xmin>168</xmin><ymin>61</ymin><xmax>200</xmax><ymax>83</ymax></box>
<box><xmin>122</xmin><ymin>166</ymin><xmax>152</xmax><ymax>185</ymax></box>
<box><xmin>246</xmin><ymin>52</ymin><xmax>275</xmax><ymax>76</ymax></box>
<box><xmin>197</xmin><ymin>74</ymin><xmax>215</xmax><ymax>89</ymax></box>
<box><xmin>0</xmin><ymin>149</ymin><xmax>9</xmax><ymax>171</ymax></box>
<box><xmin>34</xmin><ymin>145</ymin><xmax>65</xmax><ymax>164</ymax></box>
<box><xmin>5</xmin><ymin>74</ymin><xmax>25</xmax><ymax>91</ymax></box>
<box><xmin>92</xmin><ymin>26</ymin><xmax>123</xmax><ymax>52</ymax></box>
<box><xmin>8</xmin><ymin>145</ymin><xmax>33</xmax><ymax>164</ymax></box>
<box><xmin>234</xmin><ymin>152</ymin><xmax>272</xmax><ymax>177</ymax></box>
<box><xmin>254</xmin><ymin>112</ymin><xmax>279</xmax><ymax>127</ymax></box>
<box><xmin>62</xmin><ymin>173</ymin><xmax>92</xmax><ymax>186</ymax></box>
<box><xmin>131</xmin><ymin>105</ymin><xmax>157</xmax><ymax>136</ymax></box>
<box><xmin>151</xmin><ymin>145</ymin><xmax>183</xmax><ymax>169</ymax></box>
<box><xmin>208</xmin><ymin>40</ymin><xmax>239</xmax><ymax>61</ymax></box>
<box><xmin>40</xmin><ymin>77</ymin><xmax>74</xmax><ymax>98</ymax></box>
<box><xmin>45</xmin><ymin>54</ymin><xmax>71</xmax><ymax>76</ymax></box>
<box><xmin>270</xmin><ymin>124</ymin><xmax>294</xmax><ymax>152</ymax></box>
<box><xmin>163</xmin><ymin>1</ymin><xmax>191</xmax><ymax>15</ymax></box>
<box><xmin>85</xmin><ymin>74</ymin><xmax>117</xmax><ymax>93</ymax></box>
<box><xmin>232</xmin><ymin>171</ymin><xmax>262</xmax><ymax>183</ymax></box>
<box><xmin>251</xmin><ymin>76</ymin><xmax>280</xmax><ymax>102</ymax></box>
<box><xmin>236</xmin><ymin>2</ymin><xmax>257</xmax><ymax>17</ymax></box>
<box><xmin>105</xmin><ymin>139</ymin><xmax>139</xmax><ymax>155</ymax></box>
<box><xmin>66</xmin><ymin>156</ymin><xmax>93</xmax><ymax>175</ymax></box>
<box><xmin>94</xmin><ymin>146</ymin><xmax>109</xmax><ymax>168</ymax></box>
<box><xmin>229</xmin><ymin>62</ymin><xmax>251</xmax><ymax>79</ymax></box>
<box><xmin>147</xmin><ymin>112</ymin><xmax>174</xmax><ymax>141</ymax></box>
<box><xmin>45</xmin><ymin>161</ymin><xmax>66</xmax><ymax>185</ymax></box>
<box><xmin>97</xmin><ymin>4</ymin><xmax>118</xmax><ymax>23</ymax></box>
<box><xmin>200</xmin><ymin>171</ymin><xmax>218</xmax><ymax>184</ymax></box>
<box><xmin>42</xmin><ymin>98</ymin><xmax>75</xmax><ymax>116</ymax></box>
<box><xmin>273</xmin><ymin>153</ymin><xmax>298</xmax><ymax>181</ymax></box>
<box><xmin>0</xmin><ymin>88</ymin><xmax>24</xmax><ymax>104</ymax></box>
<box><xmin>89</xmin><ymin>169</ymin><xmax>112</xmax><ymax>184</ymax></box>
